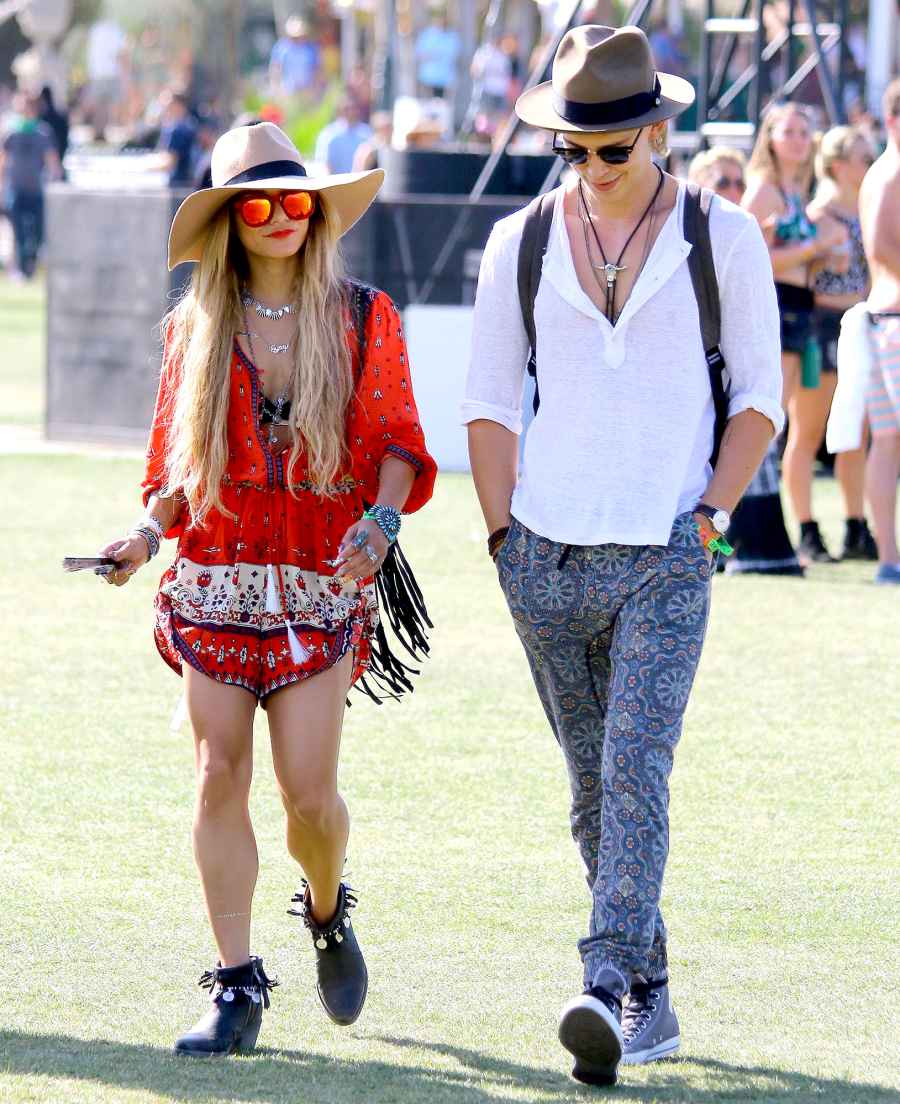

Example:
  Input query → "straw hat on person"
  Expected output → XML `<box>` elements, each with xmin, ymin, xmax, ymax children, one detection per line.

<box><xmin>515</xmin><ymin>25</ymin><xmax>694</xmax><ymax>134</ymax></box>
<box><xmin>167</xmin><ymin>122</ymin><xmax>384</xmax><ymax>270</ymax></box>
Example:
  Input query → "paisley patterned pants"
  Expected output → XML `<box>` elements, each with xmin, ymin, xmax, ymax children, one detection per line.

<box><xmin>496</xmin><ymin>512</ymin><xmax>712</xmax><ymax>987</ymax></box>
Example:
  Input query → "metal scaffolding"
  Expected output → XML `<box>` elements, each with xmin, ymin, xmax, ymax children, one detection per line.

<box><xmin>414</xmin><ymin>0</ymin><xmax>862</xmax><ymax>303</ymax></box>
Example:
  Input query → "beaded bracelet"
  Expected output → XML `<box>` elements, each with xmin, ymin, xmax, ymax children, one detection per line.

<box><xmin>131</xmin><ymin>525</ymin><xmax>160</xmax><ymax>560</ymax></box>
<box><xmin>363</xmin><ymin>504</ymin><xmax>401</xmax><ymax>543</ymax></box>
<box><xmin>139</xmin><ymin>514</ymin><xmax>164</xmax><ymax>541</ymax></box>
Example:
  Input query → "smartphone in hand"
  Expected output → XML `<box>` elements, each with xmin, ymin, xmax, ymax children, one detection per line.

<box><xmin>62</xmin><ymin>556</ymin><xmax>118</xmax><ymax>576</ymax></box>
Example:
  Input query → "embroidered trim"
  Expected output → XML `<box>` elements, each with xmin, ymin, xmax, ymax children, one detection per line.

<box><xmin>385</xmin><ymin>444</ymin><xmax>423</xmax><ymax>473</ymax></box>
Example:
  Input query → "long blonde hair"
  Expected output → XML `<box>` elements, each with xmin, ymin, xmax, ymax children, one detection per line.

<box><xmin>747</xmin><ymin>102</ymin><xmax>817</xmax><ymax>198</ymax></box>
<box><xmin>163</xmin><ymin>200</ymin><xmax>353</xmax><ymax>525</ymax></box>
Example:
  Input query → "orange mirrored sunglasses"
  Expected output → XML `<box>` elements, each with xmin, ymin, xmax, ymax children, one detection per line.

<box><xmin>233</xmin><ymin>190</ymin><xmax>316</xmax><ymax>228</ymax></box>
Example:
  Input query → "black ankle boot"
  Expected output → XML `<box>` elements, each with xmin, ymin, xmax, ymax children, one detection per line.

<box><xmin>798</xmin><ymin>520</ymin><xmax>837</xmax><ymax>564</ymax></box>
<box><xmin>842</xmin><ymin>518</ymin><xmax>879</xmax><ymax>561</ymax></box>
<box><xmin>174</xmin><ymin>956</ymin><xmax>278</xmax><ymax>1057</ymax></box>
<box><xmin>288</xmin><ymin>880</ymin><xmax>367</xmax><ymax>1025</ymax></box>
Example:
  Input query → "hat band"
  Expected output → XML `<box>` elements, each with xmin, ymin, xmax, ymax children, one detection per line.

<box><xmin>223</xmin><ymin>159</ymin><xmax>308</xmax><ymax>187</ymax></box>
<box><xmin>552</xmin><ymin>75</ymin><xmax>662</xmax><ymax>127</ymax></box>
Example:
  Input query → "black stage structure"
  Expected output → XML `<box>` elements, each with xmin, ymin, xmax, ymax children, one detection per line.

<box><xmin>346</xmin><ymin>0</ymin><xmax>852</xmax><ymax>311</ymax></box>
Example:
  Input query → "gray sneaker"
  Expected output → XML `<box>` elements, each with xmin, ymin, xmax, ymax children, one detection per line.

<box><xmin>620</xmin><ymin>975</ymin><xmax>680</xmax><ymax>1065</ymax></box>
<box><xmin>558</xmin><ymin>984</ymin><xmax>624</xmax><ymax>1086</ymax></box>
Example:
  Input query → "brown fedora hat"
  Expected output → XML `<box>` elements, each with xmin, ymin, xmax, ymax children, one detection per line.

<box><xmin>515</xmin><ymin>25</ymin><xmax>694</xmax><ymax>134</ymax></box>
<box><xmin>167</xmin><ymin>122</ymin><xmax>384</xmax><ymax>270</ymax></box>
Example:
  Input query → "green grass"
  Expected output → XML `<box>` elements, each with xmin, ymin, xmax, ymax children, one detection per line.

<box><xmin>0</xmin><ymin>274</ymin><xmax>45</xmax><ymax>427</ymax></box>
<box><xmin>1</xmin><ymin>452</ymin><xmax>898</xmax><ymax>1104</ymax></box>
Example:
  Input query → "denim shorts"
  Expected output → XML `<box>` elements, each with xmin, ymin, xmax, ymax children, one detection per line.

<box><xmin>777</xmin><ymin>283</ymin><xmax>815</xmax><ymax>355</ymax></box>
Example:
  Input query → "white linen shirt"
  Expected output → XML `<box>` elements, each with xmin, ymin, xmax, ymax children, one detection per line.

<box><xmin>462</xmin><ymin>182</ymin><xmax>785</xmax><ymax>547</ymax></box>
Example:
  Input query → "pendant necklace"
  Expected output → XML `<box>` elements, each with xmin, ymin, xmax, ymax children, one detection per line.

<box><xmin>237</xmin><ymin>329</ymin><xmax>294</xmax><ymax>356</ymax></box>
<box><xmin>241</xmin><ymin>289</ymin><xmax>298</xmax><ymax>321</ymax></box>
<box><xmin>242</xmin><ymin>306</ymin><xmax>291</xmax><ymax>449</ymax></box>
<box><xmin>578</xmin><ymin>167</ymin><xmax>664</xmax><ymax>323</ymax></box>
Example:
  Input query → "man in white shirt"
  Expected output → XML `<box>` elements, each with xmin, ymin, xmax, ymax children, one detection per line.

<box><xmin>463</xmin><ymin>26</ymin><xmax>783</xmax><ymax>1086</ymax></box>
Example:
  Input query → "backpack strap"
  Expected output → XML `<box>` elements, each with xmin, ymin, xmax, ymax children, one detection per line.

<box><xmin>517</xmin><ymin>188</ymin><xmax>557</xmax><ymax>414</ymax></box>
<box><xmin>683</xmin><ymin>182</ymin><xmax>729</xmax><ymax>468</ymax></box>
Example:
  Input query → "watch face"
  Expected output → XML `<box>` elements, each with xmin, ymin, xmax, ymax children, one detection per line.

<box><xmin>712</xmin><ymin>509</ymin><xmax>730</xmax><ymax>534</ymax></box>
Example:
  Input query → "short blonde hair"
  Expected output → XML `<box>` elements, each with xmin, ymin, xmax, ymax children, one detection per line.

<box><xmin>687</xmin><ymin>146</ymin><xmax>746</xmax><ymax>185</ymax></box>
<box><xmin>816</xmin><ymin>124</ymin><xmax>872</xmax><ymax>180</ymax></box>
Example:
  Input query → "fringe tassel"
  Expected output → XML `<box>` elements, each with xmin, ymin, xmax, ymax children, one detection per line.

<box><xmin>355</xmin><ymin>540</ymin><xmax>433</xmax><ymax>705</ymax></box>
<box><xmin>285</xmin><ymin>621</ymin><xmax>311</xmax><ymax>664</ymax></box>
<box><xmin>265</xmin><ymin>564</ymin><xmax>280</xmax><ymax>614</ymax></box>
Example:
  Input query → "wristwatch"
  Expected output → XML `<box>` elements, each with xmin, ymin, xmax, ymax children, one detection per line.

<box><xmin>693</xmin><ymin>503</ymin><xmax>731</xmax><ymax>534</ymax></box>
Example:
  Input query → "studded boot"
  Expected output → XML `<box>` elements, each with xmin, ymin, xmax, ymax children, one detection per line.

<box><xmin>174</xmin><ymin>956</ymin><xmax>278</xmax><ymax>1057</ymax></box>
<box><xmin>288</xmin><ymin>880</ymin><xmax>367</xmax><ymax>1025</ymax></box>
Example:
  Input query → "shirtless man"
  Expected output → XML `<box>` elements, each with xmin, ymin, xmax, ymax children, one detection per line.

<box><xmin>859</xmin><ymin>78</ymin><xmax>900</xmax><ymax>583</ymax></box>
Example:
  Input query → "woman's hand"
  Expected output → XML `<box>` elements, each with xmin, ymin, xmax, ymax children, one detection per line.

<box><xmin>98</xmin><ymin>534</ymin><xmax>150</xmax><ymax>587</ymax></box>
<box><xmin>333</xmin><ymin>519</ymin><xmax>390</xmax><ymax>581</ymax></box>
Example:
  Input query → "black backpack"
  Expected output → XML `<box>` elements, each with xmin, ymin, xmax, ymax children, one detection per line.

<box><xmin>516</xmin><ymin>181</ymin><xmax>730</xmax><ymax>468</ymax></box>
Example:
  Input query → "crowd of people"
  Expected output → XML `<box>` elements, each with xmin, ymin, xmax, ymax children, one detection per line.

<box><xmin>684</xmin><ymin>90</ymin><xmax>899</xmax><ymax>583</ymax></box>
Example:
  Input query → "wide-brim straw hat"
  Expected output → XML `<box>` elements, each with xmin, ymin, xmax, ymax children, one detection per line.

<box><xmin>515</xmin><ymin>25</ymin><xmax>695</xmax><ymax>134</ymax></box>
<box><xmin>167</xmin><ymin>122</ymin><xmax>384</xmax><ymax>270</ymax></box>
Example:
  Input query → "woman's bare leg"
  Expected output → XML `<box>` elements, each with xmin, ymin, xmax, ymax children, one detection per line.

<box><xmin>267</xmin><ymin>651</ymin><xmax>354</xmax><ymax>925</ymax></box>
<box><xmin>781</xmin><ymin>351</ymin><xmax>801</xmax><ymax>410</ymax></box>
<box><xmin>866</xmin><ymin>434</ymin><xmax>900</xmax><ymax>564</ymax></box>
<box><xmin>783</xmin><ymin>369</ymin><xmax>837</xmax><ymax>523</ymax></box>
<box><xmin>184</xmin><ymin>666</ymin><xmax>258</xmax><ymax>967</ymax></box>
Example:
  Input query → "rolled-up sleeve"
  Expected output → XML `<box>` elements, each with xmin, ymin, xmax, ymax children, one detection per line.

<box><xmin>719</xmin><ymin>217</ymin><xmax>786</xmax><ymax>436</ymax></box>
<box><xmin>461</xmin><ymin>217</ymin><xmax>529</xmax><ymax>434</ymax></box>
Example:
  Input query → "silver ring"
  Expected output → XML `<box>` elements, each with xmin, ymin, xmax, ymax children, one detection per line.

<box><xmin>366</xmin><ymin>546</ymin><xmax>378</xmax><ymax>564</ymax></box>
<box><xmin>352</xmin><ymin>531</ymin><xmax>369</xmax><ymax>549</ymax></box>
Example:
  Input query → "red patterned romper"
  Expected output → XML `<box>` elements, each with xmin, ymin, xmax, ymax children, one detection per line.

<box><xmin>141</xmin><ymin>286</ymin><xmax>437</xmax><ymax>703</ymax></box>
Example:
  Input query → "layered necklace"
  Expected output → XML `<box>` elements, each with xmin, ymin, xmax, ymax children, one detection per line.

<box><xmin>577</xmin><ymin>167</ymin><xmax>664</xmax><ymax>324</ymax></box>
<box><xmin>239</xmin><ymin>295</ymin><xmax>296</xmax><ymax>449</ymax></box>
<box><xmin>238</xmin><ymin>288</ymin><xmax>298</xmax><ymax>356</ymax></box>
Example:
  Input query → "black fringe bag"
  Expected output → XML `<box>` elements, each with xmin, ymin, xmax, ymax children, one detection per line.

<box><xmin>345</xmin><ymin>279</ymin><xmax>433</xmax><ymax>704</ymax></box>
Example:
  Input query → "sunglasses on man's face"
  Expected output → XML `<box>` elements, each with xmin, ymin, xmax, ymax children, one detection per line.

<box><xmin>233</xmin><ymin>190</ymin><xmax>316</xmax><ymax>228</ymax></box>
<box><xmin>552</xmin><ymin>128</ymin><xmax>644</xmax><ymax>166</ymax></box>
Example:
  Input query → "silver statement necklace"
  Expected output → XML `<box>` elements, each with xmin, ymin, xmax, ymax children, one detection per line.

<box><xmin>238</xmin><ymin>295</ymin><xmax>296</xmax><ymax>356</ymax></box>
<box><xmin>242</xmin><ymin>306</ymin><xmax>291</xmax><ymax>448</ymax></box>
<box><xmin>241</xmin><ymin>289</ymin><xmax>298</xmax><ymax>321</ymax></box>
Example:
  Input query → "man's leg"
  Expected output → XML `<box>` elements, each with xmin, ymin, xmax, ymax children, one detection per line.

<box><xmin>580</xmin><ymin>515</ymin><xmax>712</xmax><ymax>987</ymax></box>
<box><xmin>497</xmin><ymin>522</ymin><xmax>611</xmax><ymax>881</ymax></box>
<box><xmin>866</xmin><ymin>433</ymin><xmax>900</xmax><ymax>566</ymax></box>
<box><xmin>864</xmin><ymin>318</ymin><xmax>900</xmax><ymax>575</ymax></box>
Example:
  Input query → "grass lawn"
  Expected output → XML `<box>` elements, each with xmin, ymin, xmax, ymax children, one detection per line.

<box><xmin>1</xmin><ymin>448</ymin><xmax>898</xmax><ymax>1104</ymax></box>
<box><xmin>0</xmin><ymin>274</ymin><xmax>44</xmax><ymax>427</ymax></box>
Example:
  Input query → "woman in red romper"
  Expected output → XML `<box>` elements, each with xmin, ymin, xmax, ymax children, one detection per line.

<box><xmin>98</xmin><ymin>123</ymin><xmax>436</xmax><ymax>1054</ymax></box>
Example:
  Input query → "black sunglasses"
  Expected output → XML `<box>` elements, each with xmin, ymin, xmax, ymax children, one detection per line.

<box><xmin>714</xmin><ymin>175</ymin><xmax>745</xmax><ymax>192</ymax></box>
<box><xmin>552</xmin><ymin>128</ymin><xmax>643</xmax><ymax>166</ymax></box>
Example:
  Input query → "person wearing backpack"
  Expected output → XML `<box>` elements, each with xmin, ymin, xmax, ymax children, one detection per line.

<box><xmin>463</xmin><ymin>25</ymin><xmax>783</xmax><ymax>1086</ymax></box>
